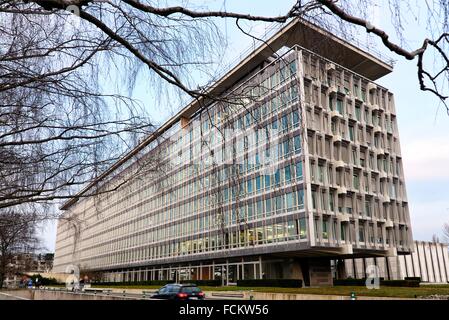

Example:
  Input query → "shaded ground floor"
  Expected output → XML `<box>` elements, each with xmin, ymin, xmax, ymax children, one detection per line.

<box><xmin>58</xmin><ymin>241</ymin><xmax>448</xmax><ymax>287</ymax></box>
<box><xmin>100</xmin><ymin>255</ymin><xmax>333</xmax><ymax>287</ymax></box>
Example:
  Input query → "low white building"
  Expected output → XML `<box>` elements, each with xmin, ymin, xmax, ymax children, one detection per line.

<box><xmin>335</xmin><ymin>240</ymin><xmax>449</xmax><ymax>283</ymax></box>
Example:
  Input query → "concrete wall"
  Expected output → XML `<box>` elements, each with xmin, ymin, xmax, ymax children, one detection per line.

<box><xmin>5</xmin><ymin>289</ymin><xmax>136</xmax><ymax>300</ymax></box>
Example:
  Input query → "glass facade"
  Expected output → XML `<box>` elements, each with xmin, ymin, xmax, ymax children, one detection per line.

<box><xmin>54</xmin><ymin>49</ymin><xmax>309</xmax><ymax>273</ymax></box>
<box><xmin>53</xmin><ymin>37</ymin><xmax>413</xmax><ymax>284</ymax></box>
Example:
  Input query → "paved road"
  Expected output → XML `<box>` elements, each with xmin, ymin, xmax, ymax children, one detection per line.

<box><xmin>0</xmin><ymin>292</ymin><xmax>29</xmax><ymax>300</ymax></box>
<box><xmin>72</xmin><ymin>291</ymin><xmax>234</xmax><ymax>300</ymax></box>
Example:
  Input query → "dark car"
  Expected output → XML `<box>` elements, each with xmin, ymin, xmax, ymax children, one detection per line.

<box><xmin>151</xmin><ymin>283</ymin><xmax>205</xmax><ymax>300</ymax></box>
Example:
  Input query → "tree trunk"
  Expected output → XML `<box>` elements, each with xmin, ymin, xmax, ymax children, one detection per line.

<box><xmin>0</xmin><ymin>272</ymin><xmax>4</xmax><ymax>289</ymax></box>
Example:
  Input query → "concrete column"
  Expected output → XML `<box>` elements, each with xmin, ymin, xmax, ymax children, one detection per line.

<box><xmin>237</xmin><ymin>263</ymin><xmax>240</xmax><ymax>280</ymax></box>
<box><xmin>254</xmin><ymin>264</ymin><xmax>257</xmax><ymax>280</ymax></box>
<box><xmin>336</xmin><ymin>259</ymin><xmax>347</xmax><ymax>279</ymax></box>
<box><xmin>307</xmin><ymin>259</ymin><xmax>332</xmax><ymax>287</ymax></box>
<box><xmin>226</xmin><ymin>260</ymin><xmax>229</xmax><ymax>285</ymax></box>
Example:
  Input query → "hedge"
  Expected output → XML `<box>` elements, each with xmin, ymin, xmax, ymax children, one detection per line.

<box><xmin>236</xmin><ymin>279</ymin><xmax>303</xmax><ymax>288</ymax></box>
<box><xmin>381</xmin><ymin>280</ymin><xmax>420</xmax><ymax>287</ymax></box>
<box><xmin>92</xmin><ymin>279</ymin><xmax>221</xmax><ymax>287</ymax></box>
<box><xmin>405</xmin><ymin>277</ymin><xmax>421</xmax><ymax>282</ymax></box>
<box><xmin>333</xmin><ymin>279</ymin><xmax>367</xmax><ymax>286</ymax></box>
<box><xmin>30</xmin><ymin>275</ymin><xmax>61</xmax><ymax>286</ymax></box>
<box><xmin>334</xmin><ymin>278</ymin><xmax>419</xmax><ymax>287</ymax></box>
<box><xmin>179</xmin><ymin>280</ymin><xmax>221</xmax><ymax>286</ymax></box>
<box><xmin>93</xmin><ymin>280</ymin><xmax>174</xmax><ymax>286</ymax></box>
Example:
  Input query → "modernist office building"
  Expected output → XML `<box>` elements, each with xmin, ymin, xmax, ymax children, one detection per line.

<box><xmin>53</xmin><ymin>18</ymin><xmax>413</xmax><ymax>286</ymax></box>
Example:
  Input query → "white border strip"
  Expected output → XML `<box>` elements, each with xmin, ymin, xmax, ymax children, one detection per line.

<box><xmin>0</xmin><ymin>292</ymin><xmax>30</xmax><ymax>300</ymax></box>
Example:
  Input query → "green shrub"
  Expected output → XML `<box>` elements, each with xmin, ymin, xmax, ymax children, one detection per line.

<box><xmin>30</xmin><ymin>274</ymin><xmax>60</xmax><ymax>285</ymax></box>
<box><xmin>180</xmin><ymin>280</ymin><xmax>221</xmax><ymax>286</ymax></box>
<box><xmin>334</xmin><ymin>278</ymin><xmax>419</xmax><ymax>287</ymax></box>
<box><xmin>93</xmin><ymin>279</ymin><xmax>221</xmax><ymax>287</ymax></box>
<box><xmin>237</xmin><ymin>279</ymin><xmax>303</xmax><ymax>288</ymax></box>
<box><xmin>93</xmin><ymin>280</ymin><xmax>175</xmax><ymax>287</ymax></box>
<box><xmin>381</xmin><ymin>280</ymin><xmax>420</xmax><ymax>287</ymax></box>
<box><xmin>334</xmin><ymin>279</ymin><xmax>366</xmax><ymax>286</ymax></box>
<box><xmin>405</xmin><ymin>277</ymin><xmax>421</xmax><ymax>282</ymax></box>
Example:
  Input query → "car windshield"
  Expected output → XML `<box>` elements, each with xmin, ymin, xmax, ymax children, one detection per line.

<box><xmin>165</xmin><ymin>285</ymin><xmax>181</xmax><ymax>293</ymax></box>
<box><xmin>181</xmin><ymin>286</ymin><xmax>201</xmax><ymax>294</ymax></box>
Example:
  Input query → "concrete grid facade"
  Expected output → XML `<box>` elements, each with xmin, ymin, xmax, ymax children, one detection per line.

<box><xmin>53</xmin><ymin>19</ymin><xmax>413</xmax><ymax>286</ymax></box>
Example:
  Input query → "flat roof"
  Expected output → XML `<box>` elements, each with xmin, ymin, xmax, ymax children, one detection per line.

<box><xmin>60</xmin><ymin>18</ymin><xmax>393</xmax><ymax>210</ymax></box>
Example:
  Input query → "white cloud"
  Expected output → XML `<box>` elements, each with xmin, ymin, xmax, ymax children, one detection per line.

<box><xmin>401</xmin><ymin>137</ymin><xmax>449</xmax><ymax>181</ymax></box>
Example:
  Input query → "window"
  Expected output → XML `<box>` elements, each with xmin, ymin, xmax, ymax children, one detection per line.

<box><xmin>283</xmin><ymin>139</ymin><xmax>290</xmax><ymax>157</ymax></box>
<box><xmin>322</xmin><ymin>220</ymin><xmax>328</xmax><ymax>239</ymax></box>
<box><xmin>266</xmin><ymin>225</ymin><xmax>273</xmax><ymax>243</ymax></box>
<box><xmin>295</xmin><ymin>161</ymin><xmax>303</xmax><ymax>179</ymax></box>
<box><xmin>341</xmin><ymin>223</ymin><xmax>346</xmax><ymax>241</ymax></box>
<box><xmin>275</xmin><ymin>195</ymin><xmax>283</xmax><ymax>212</ymax></box>
<box><xmin>353</xmin><ymin>174</ymin><xmax>360</xmax><ymax>189</ymax></box>
<box><xmin>318</xmin><ymin>165</ymin><xmax>325</xmax><ymax>183</ymax></box>
<box><xmin>286</xmin><ymin>192</ymin><xmax>295</xmax><ymax>210</ymax></box>
<box><xmin>355</xmin><ymin>106</ymin><xmax>361</xmax><ymax>121</ymax></box>
<box><xmin>247</xmin><ymin>204</ymin><xmax>253</xmax><ymax>220</ymax></box>
<box><xmin>264</xmin><ymin>175</ymin><xmax>271</xmax><ymax>189</ymax></box>
<box><xmin>365</xmin><ymin>200</ymin><xmax>372</xmax><ymax>217</ymax></box>
<box><xmin>349</xmin><ymin>126</ymin><xmax>355</xmax><ymax>141</ymax></box>
<box><xmin>256</xmin><ymin>200</ymin><xmax>263</xmax><ymax>218</ymax></box>
<box><xmin>331</xmin><ymin>121</ymin><xmax>337</xmax><ymax>135</ymax></box>
<box><xmin>287</xmin><ymin>220</ymin><xmax>296</xmax><ymax>239</ymax></box>
<box><xmin>281</xmin><ymin>114</ymin><xmax>289</xmax><ymax>131</ymax></box>
<box><xmin>297</xmin><ymin>189</ymin><xmax>305</xmax><ymax>209</ymax></box>
<box><xmin>292</xmin><ymin>111</ymin><xmax>300</xmax><ymax>127</ymax></box>
<box><xmin>369</xmin><ymin>224</ymin><xmax>375</xmax><ymax>243</ymax></box>
<box><xmin>285</xmin><ymin>165</ymin><xmax>292</xmax><ymax>182</ymax></box>
<box><xmin>256</xmin><ymin>175</ymin><xmax>262</xmax><ymax>191</ymax></box>
<box><xmin>377</xmin><ymin>226</ymin><xmax>383</xmax><ymax>243</ymax></box>
<box><xmin>294</xmin><ymin>135</ymin><xmax>301</xmax><ymax>153</ymax></box>
<box><xmin>352</xmin><ymin>149</ymin><xmax>358</xmax><ymax>165</ymax></box>
<box><xmin>299</xmin><ymin>218</ymin><xmax>307</xmax><ymax>239</ymax></box>
<box><xmin>289</xmin><ymin>61</ymin><xmax>297</xmax><ymax>76</ymax></box>
<box><xmin>336</xmin><ymin>99</ymin><xmax>343</xmax><ymax>114</ymax></box>
<box><xmin>274</xmin><ymin>169</ymin><xmax>281</xmax><ymax>186</ymax></box>
<box><xmin>265</xmin><ymin>198</ymin><xmax>272</xmax><ymax>216</ymax></box>
<box><xmin>312</xmin><ymin>191</ymin><xmax>317</xmax><ymax>209</ymax></box>
<box><xmin>329</xmin><ymin>192</ymin><xmax>335</xmax><ymax>211</ymax></box>
<box><xmin>359</xmin><ymin>224</ymin><xmax>365</xmax><ymax>242</ymax></box>
<box><xmin>247</xmin><ymin>179</ymin><xmax>253</xmax><ymax>193</ymax></box>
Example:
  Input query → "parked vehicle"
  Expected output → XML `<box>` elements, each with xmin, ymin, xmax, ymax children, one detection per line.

<box><xmin>151</xmin><ymin>283</ymin><xmax>205</xmax><ymax>300</ymax></box>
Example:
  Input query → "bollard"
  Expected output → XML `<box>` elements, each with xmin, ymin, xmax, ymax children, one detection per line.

<box><xmin>350</xmin><ymin>292</ymin><xmax>357</xmax><ymax>300</ymax></box>
<box><xmin>123</xmin><ymin>290</ymin><xmax>126</xmax><ymax>297</ymax></box>
<box><xmin>249</xmin><ymin>290</ymin><xmax>254</xmax><ymax>300</ymax></box>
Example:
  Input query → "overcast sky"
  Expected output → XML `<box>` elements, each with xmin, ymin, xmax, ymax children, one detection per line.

<box><xmin>40</xmin><ymin>0</ymin><xmax>449</xmax><ymax>252</ymax></box>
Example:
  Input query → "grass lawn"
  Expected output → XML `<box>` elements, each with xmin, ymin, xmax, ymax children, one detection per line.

<box><xmin>92</xmin><ymin>284</ymin><xmax>449</xmax><ymax>298</ymax></box>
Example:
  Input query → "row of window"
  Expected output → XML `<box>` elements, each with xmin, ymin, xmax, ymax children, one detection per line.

<box><xmin>72</xmin><ymin>217</ymin><xmax>308</xmax><ymax>268</ymax></box>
